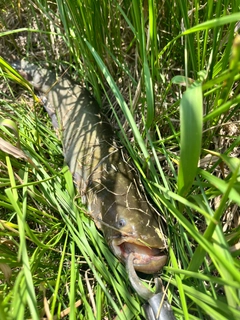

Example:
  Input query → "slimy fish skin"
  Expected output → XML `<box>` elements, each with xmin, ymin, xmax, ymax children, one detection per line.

<box><xmin>13</xmin><ymin>60</ymin><xmax>167</xmax><ymax>274</ymax></box>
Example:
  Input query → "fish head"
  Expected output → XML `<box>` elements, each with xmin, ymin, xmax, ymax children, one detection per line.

<box><xmin>100</xmin><ymin>171</ymin><xmax>168</xmax><ymax>274</ymax></box>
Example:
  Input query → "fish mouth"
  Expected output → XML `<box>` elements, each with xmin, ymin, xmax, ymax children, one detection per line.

<box><xmin>111</xmin><ymin>238</ymin><xmax>167</xmax><ymax>274</ymax></box>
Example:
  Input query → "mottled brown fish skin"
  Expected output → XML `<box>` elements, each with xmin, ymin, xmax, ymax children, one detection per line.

<box><xmin>14</xmin><ymin>61</ymin><xmax>167</xmax><ymax>273</ymax></box>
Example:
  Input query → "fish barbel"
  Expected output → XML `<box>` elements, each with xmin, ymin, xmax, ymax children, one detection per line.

<box><xmin>13</xmin><ymin>60</ymin><xmax>167</xmax><ymax>273</ymax></box>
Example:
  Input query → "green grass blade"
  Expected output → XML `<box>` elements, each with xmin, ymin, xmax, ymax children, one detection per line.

<box><xmin>178</xmin><ymin>83</ymin><xmax>203</xmax><ymax>196</ymax></box>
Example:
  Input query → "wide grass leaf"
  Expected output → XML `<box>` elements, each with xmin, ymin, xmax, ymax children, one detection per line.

<box><xmin>178</xmin><ymin>84</ymin><xmax>203</xmax><ymax>197</ymax></box>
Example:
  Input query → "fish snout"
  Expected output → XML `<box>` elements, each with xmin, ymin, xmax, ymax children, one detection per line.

<box><xmin>110</xmin><ymin>237</ymin><xmax>168</xmax><ymax>274</ymax></box>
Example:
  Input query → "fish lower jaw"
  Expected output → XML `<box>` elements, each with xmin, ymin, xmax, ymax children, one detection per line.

<box><xmin>111</xmin><ymin>240</ymin><xmax>167</xmax><ymax>274</ymax></box>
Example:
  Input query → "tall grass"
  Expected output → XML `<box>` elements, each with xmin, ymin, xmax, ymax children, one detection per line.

<box><xmin>0</xmin><ymin>0</ymin><xmax>240</xmax><ymax>319</ymax></box>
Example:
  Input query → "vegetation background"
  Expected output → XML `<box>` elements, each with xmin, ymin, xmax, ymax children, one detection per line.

<box><xmin>0</xmin><ymin>0</ymin><xmax>239</xmax><ymax>319</ymax></box>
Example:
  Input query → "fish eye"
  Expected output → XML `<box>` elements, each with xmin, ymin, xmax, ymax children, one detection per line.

<box><xmin>117</xmin><ymin>218</ymin><xmax>126</xmax><ymax>228</ymax></box>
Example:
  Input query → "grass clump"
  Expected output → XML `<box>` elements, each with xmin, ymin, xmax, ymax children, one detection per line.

<box><xmin>0</xmin><ymin>0</ymin><xmax>240</xmax><ymax>319</ymax></box>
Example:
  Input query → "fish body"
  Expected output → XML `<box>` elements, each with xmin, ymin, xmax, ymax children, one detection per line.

<box><xmin>13</xmin><ymin>60</ymin><xmax>167</xmax><ymax>273</ymax></box>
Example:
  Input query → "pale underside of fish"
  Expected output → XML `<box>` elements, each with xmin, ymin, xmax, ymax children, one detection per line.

<box><xmin>13</xmin><ymin>60</ymin><xmax>168</xmax><ymax>274</ymax></box>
